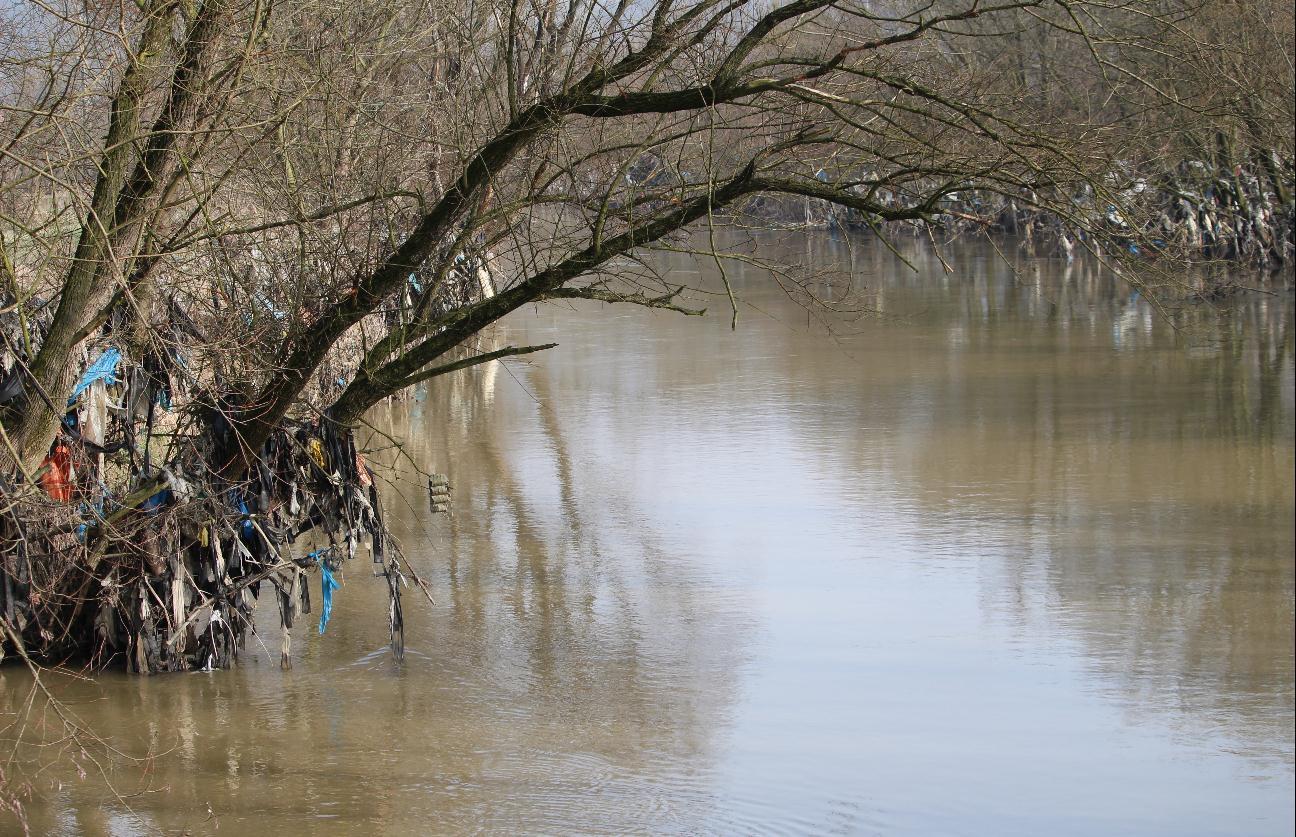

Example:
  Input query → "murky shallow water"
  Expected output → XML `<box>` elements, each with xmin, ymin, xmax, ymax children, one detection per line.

<box><xmin>4</xmin><ymin>236</ymin><xmax>1294</xmax><ymax>835</ymax></box>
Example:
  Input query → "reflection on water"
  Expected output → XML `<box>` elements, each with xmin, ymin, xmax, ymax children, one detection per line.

<box><xmin>2</xmin><ymin>236</ymin><xmax>1292</xmax><ymax>835</ymax></box>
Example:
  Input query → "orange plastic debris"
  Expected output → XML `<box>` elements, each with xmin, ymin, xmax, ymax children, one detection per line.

<box><xmin>39</xmin><ymin>442</ymin><xmax>74</xmax><ymax>502</ymax></box>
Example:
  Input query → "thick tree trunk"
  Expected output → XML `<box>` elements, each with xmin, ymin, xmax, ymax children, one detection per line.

<box><xmin>1</xmin><ymin>0</ymin><xmax>229</xmax><ymax>472</ymax></box>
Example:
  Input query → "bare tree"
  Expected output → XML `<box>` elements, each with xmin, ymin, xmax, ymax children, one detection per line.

<box><xmin>0</xmin><ymin>0</ymin><xmax>1290</xmax><ymax>672</ymax></box>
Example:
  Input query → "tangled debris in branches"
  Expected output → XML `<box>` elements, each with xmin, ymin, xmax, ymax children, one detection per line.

<box><xmin>779</xmin><ymin>154</ymin><xmax>1294</xmax><ymax>268</ymax></box>
<box><xmin>0</xmin><ymin>346</ymin><xmax>439</xmax><ymax>673</ymax></box>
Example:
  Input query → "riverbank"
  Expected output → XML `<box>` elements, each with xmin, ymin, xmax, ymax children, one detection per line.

<box><xmin>747</xmin><ymin>154</ymin><xmax>1294</xmax><ymax>271</ymax></box>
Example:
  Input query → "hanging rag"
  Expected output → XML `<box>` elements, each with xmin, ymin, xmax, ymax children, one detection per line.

<box><xmin>307</xmin><ymin>438</ymin><xmax>326</xmax><ymax>470</ymax></box>
<box><xmin>68</xmin><ymin>348</ymin><xmax>121</xmax><ymax>405</ymax></box>
<box><xmin>318</xmin><ymin>565</ymin><xmax>339</xmax><ymax>634</ymax></box>
<box><xmin>0</xmin><ymin>365</ymin><xmax>24</xmax><ymax>406</ymax></box>
<box><xmin>75</xmin><ymin>484</ymin><xmax>108</xmax><ymax>542</ymax></box>
<box><xmin>227</xmin><ymin>490</ymin><xmax>254</xmax><ymax>538</ymax></box>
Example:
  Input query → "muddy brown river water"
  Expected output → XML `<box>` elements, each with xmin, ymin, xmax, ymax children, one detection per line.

<box><xmin>3</xmin><ymin>235</ymin><xmax>1293</xmax><ymax>835</ymax></box>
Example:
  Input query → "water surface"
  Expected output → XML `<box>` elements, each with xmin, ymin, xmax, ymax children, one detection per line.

<box><xmin>4</xmin><ymin>236</ymin><xmax>1293</xmax><ymax>835</ymax></box>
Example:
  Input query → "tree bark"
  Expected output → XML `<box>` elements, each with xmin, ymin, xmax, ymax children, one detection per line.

<box><xmin>2</xmin><ymin>0</ymin><xmax>230</xmax><ymax>472</ymax></box>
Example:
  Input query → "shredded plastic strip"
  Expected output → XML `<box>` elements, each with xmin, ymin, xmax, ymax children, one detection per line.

<box><xmin>69</xmin><ymin>348</ymin><xmax>122</xmax><ymax>405</ymax></box>
<box><xmin>318</xmin><ymin>565</ymin><xmax>340</xmax><ymax>635</ymax></box>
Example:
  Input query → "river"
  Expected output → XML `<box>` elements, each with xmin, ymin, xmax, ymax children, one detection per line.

<box><xmin>3</xmin><ymin>235</ymin><xmax>1293</xmax><ymax>835</ymax></box>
